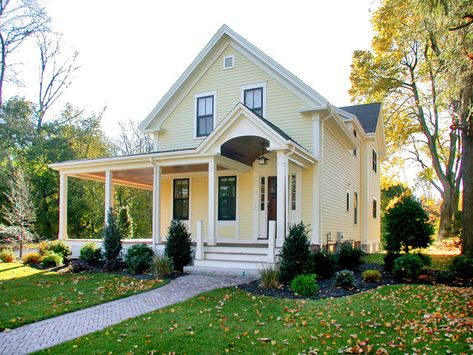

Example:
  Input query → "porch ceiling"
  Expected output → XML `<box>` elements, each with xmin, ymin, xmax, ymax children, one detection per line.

<box><xmin>71</xmin><ymin>164</ymin><xmax>229</xmax><ymax>190</ymax></box>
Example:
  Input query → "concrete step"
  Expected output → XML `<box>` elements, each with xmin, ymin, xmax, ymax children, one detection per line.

<box><xmin>204</xmin><ymin>246</ymin><xmax>268</xmax><ymax>255</ymax></box>
<box><xmin>205</xmin><ymin>251</ymin><xmax>268</xmax><ymax>262</ymax></box>
<box><xmin>194</xmin><ymin>259</ymin><xmax>271</xmax><ymax>270</ymax></box>
<box><xmin>184</xmin><ymin>265</ymin><xmax>259</xmax><ymax>279</ymax></box>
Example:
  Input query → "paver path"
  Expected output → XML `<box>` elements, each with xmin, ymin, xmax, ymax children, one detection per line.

<box><xmin>0</xmin><ymin>273</ymin><xmax>254</xmax><ymax>355</ymax></box>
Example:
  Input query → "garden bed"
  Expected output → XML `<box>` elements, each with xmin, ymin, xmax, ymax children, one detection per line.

<box><xmin>239</xmin><ymin>263</ymin><xmax>472</xmax><ymax>300</ymax></box>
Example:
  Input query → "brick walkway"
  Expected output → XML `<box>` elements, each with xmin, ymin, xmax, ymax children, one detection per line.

<box><xmin>0</xmin><ymin>273</ymin><xmax>255</xmax><ymax>355</ymax></box>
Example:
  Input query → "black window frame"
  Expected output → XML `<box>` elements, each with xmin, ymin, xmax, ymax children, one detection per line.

<box><xmin>244</xmin><ymin>87</ymin><xmax>263</xmax><ymax>116</ymax></box>
<box><xmin>373</xmin><ymin>198</ymin><xmax>377</xmax><ymax>219</ymax></box>
<box><xmin>354</xmin><ymin>191</ymin><xmax>358</xmax><ymax>224</ymax></box>
<box><xmin>218</xmin><ymin>176</ymin><xmax>237</xmax><ymax>221</ymax></box>
<box><xmin>196</xmin><ymin>95</ymin><xmax>214</xmax><ymax>137</ymax></box>
<box><xmin>346</xmin><ymin>191</ymin><xmax>350</xmax><ymax>212</ymax></box>
<box><xmin>173</xmin><ymin>178</ymin><xmax>189</xmax><ymax>220</ymax></box>
<box><xmin>372</xmin><ymin>149</ymin><xmax>378</xmax><ymax>173</ymax></box>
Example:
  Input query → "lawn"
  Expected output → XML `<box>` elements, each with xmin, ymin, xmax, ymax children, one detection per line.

<box><xmin>363</xmin><ymin>253</ymin><xmax>456</xmax><ymax>270</ymax></box>
<box><xmin>0</xmin><ymin>263</ymin><xmax>167</xmax><ymax>330</ymax></box>
<box><xmin>39</xmin><ymin>284</ymin><xmax>473</xmax><ymax>354</ymax></box>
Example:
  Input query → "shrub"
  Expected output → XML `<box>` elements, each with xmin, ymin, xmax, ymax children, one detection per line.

<box><xmin>383</xmin><ymin>193</ymin><xmax>434</xmax><ymax>253</ymax></box>
<box><xmin>337</xmin><ymin>243</ymin><xmax>364</xmax><ymax>270</ymax></box>
<box><xmin>291</xmin><ymin>274</ymin><xmax>319</xmax><ymax>296</ymax></box>
<box><xmin>309</xmin><ymin>251</ymin><xmax>337</xmax><ymax>279</ymax></box>
<box><xmin>384</xmin><ymin>253</ymin><xmax>401</xmax><ymax>271</ymax></box>
<box><xmin>449</xmin><ymin>255</ymin><xmax>473</xmax><ymax>279</ymax></box>
<box><xmin>279</xmin><ymin>222</ymin><xmax>311</xmax><ymax>283</ymax></box>
<box><xmin>335</xmin><ymin>269</ymin><xmax>356</xmax><ymax>289</ymax></box>
<box><xmin>0</xmin><ymin>248</ymin><xmax>15</xmax><ymax>262</ymax></box>
<box><xmin>117</xmin><ymin>206</ymin><xmax>133</xmax><ymax>239</ymax></box>
<box><xmin>79</xmin><ymin>243</ymin><xmax>102</xmax><ymax>265</ymax></box>
<box><xmin>153</xmin><ymin>254</ymin><xmax>173</xmax><ymax>278</ymax></box>
<box><xmin>125</xmin><ymin>244</ymin><xmax>154</xmax><ymax>274</ymax></box>
<box><xmin>48</xmin><ymin>240</ymin><xmax>72</xmax><ymax>259</ymax></box>
<box><xmin>436</xmin><ymin>270</ymin><xmax>455</xmax><ymax>284</ymax></box>
<box><xmin>362</xmin><ymin>269</ymin><xmax>382</xmax><ymax>283</ymax></box>
<box><xmin>164</xmin><ymin>220</ymin><xmax>192</xmax><ymax>273</ymax></box>
<box><xmin>102</xmin><ymin>209</ymin><xmax>122</xmax><ymax>269</ymax></box>
<box><xmin>392</xmin><ymin>254</ymin><xmax>424</xmax><ymax>280</ymax></box>
<box><xmin>22</xmin><ymin>252</ymin><xmax>41</xmax><ymax>265</ymax></box>
<box><xmin>38</xmin><ymin>241</ymin><xmax>49</xmax><ymax>255</ymax></box>
<box><xmin>259</xmin><ymin>265</ymin><xmax>279</xmax><ymax>289</ymax></box>
<box><xmin>413</xmin><ymin>252</ymin><xmax>432</xmax><ymax>267</ymax></box>
<box><xmin>41</xmin><ymin>251</ymin><xmax>63</xmax><ymax>268</ymax></box>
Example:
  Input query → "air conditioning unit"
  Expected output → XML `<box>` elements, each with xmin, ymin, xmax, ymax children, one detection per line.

<box><xmin>337</xmin><ymin>232</ymin><xmax>344</xmax><ymax>242</ymax></box>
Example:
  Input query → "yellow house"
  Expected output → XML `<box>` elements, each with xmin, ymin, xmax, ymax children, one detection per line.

<box><xmin>50</xmin><ymin>25</ymin><xmax>386</xmax><ymax>269</ymax></box>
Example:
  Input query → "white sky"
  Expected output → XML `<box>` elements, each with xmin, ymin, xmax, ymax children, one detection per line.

<box><xmin>7</xmin><ymin>0</ymin><xmax>378</xmax><ymax>135</ymax></box>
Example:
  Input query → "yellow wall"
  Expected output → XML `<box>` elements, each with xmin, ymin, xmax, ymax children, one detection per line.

<box><xmin>157</xmin><ymin>44</ymin><xmax>311</xmax><ymax>152</ymax></box>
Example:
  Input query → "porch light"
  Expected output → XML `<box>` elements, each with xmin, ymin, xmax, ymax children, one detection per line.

<box><xmin>258</xmin><ymin>142</ymin><xmax>269</xmax><ymax>165</ymax></box>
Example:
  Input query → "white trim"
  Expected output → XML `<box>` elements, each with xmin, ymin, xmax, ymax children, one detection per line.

<box><xmin>222</xmin><ymin>54</ymin><xmax>235</xmax><ymax>70</ymax></box>
<box><xmin>152</xmin><ymin>165</ymin><xmax>161</xmax><ymax>245</ymax></box>
<box><xmin>240</xmin><ymin>81</ymin><xmax>267</xmax><ymax>118</ymax></box>
<box><xmin>194</xmin><ymin>91</ymin><xmax>217</xmax><ymax>139</ymax></box>
<box><xmin>58</xmin><ymin>174</ymin><xmax>68</xmax><ymax>239</ymax></box>
<box><xmin>104</xmin><ymin>171</ymin><xmax>114</xmax><ymax>224</ymax></box>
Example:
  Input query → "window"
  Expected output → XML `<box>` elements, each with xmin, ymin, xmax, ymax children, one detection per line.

<box><xmin>173</xmin><ymin>179</ymin><xmax>189</xmax><ymax>220</ymax></box>
<box><xmin>373</xmin><ymin>198</ymin><xmax>377</xmax><ymax>219</ymax></box>
<box><xmin>353</xmin><ymin>129</ymin><xmax>357</xmax><ymax>156</ymax></box>
<box><xmin>346</xmin><ymin>191</ymin><xmax>350</xmax><ymax>211</ymax></box>
<box><xmin>196</xmin><ymin>95</ymin><xmax>214</xmax><ymax>137</ymax></box>
<box><xmin>354</xmin><ymin>192</ymin><xmax>358</xmax><ymax>224</ymax></box>
<box><xmin>290</xmin><ymin>174</ymin><xmax>296</xmax><ymax>211</ymax></box>
<box><xmin>260</xmin><ymin>177</ymin><xmax>265</xmax><ymax>211</ymax></box>
<box><xmin>244</xmin><ymin>87</ymin><xmax>263</xmax><ymax>116</ymax></box>
<box><xmin>372</xmin><ymin>149</ymin><xmax>378</xmax><ymax>173</ymax></box>
<box><xmin>218</xmin><ymin>176</ymin><xmax>236</xmax><ymax>220</ymax></box>
<box><xmin>223</xmin><ymin>55</ymin><xmax>234</xmax><ymax>69</ymax></box>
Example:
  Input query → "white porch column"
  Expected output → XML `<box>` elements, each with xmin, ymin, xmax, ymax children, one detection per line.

<box><xmin>312</xmin><ymin>113</ymin><xmax>322</xmax><ymax>246</ymax></box>
<box><xmin>207</xmin><ymin>158</ymin><xmax>217</xmax><ymax>246</ymax></box>
<box><xmin>104</xmin><ymin>170</ymin><xmax>114</xmax><ymax>224</ymax></box>
<box><xmin>58</xmin><ymin>173</ymin><xmax>68</xmax><ymax>240</ymax></box>
<box><xmin>152</xmin><ymin>165</ymin><xmax>161</xmax><ymax>247</ymax></box>
<box><xmin>276</xmin><ymin>151</ymin><xmax>287</xmax><ymax>247</ymax></box>
<box><xmin>196</xmin><ymin>220</ymin><xmax>203</xmax><ymax>260</ymax></box>
<box><xmin>267</xmin><ymin>220</ymin><xmax>276</xmax><ymax>263</ymax></box>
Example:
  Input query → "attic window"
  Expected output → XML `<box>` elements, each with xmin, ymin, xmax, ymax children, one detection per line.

<box><xmin>223</xmin><ymin>55</ymin><xmax>235</xmax><ymax>69</ymax></box>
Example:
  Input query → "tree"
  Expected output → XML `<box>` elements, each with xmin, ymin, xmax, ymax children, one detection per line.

<box><xmin>350</xmin><ymin>0</ymin><xmax>462</xmax><ymax>239</ymax></box>
<box><xmin>0</xmin><ymin>166</ymin><xmax>36</xmax><ymax>257</ymax></box>
<box><xmin>117</xmin><ymin>205</ymin><xmax>133</xmax><ymax>239</ymax></box>
<box><xmin>278</xmin><ymin>222</ymin><xmax>311</xmax><ymax>283</ymax></box>
<box><xmin>0</xmin><ymin>0</ymin><xmax>49</xmax><ymax>106</ymax></box>
<box><xmin>164</xmin><ymin>220</ymin><xmax>192</xmax><ymax>273</ymax></box>
<box><xmin>415</xmin><ymin>0</ymin><xmax>473</xmax><ymax>256</ymax></box>
<box><xmin>383</xmin><ymin>193</ymin><xmax>434</xmax><ymax>253</ymax></box>
<box><xmin>115</xmin><ymin>120</ymin><xmax>154</xmax><ymax>156</ymax></box>
<box><xmin>102</xmin><ymin>208</ymin><xmax>122</xmax><ymax>270</ymax></box>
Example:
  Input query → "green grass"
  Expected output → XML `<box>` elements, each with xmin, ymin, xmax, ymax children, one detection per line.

<box><xmin>0</xmin><ymin>263</ymin><xmax>167</xmax><ymax>330</ymax></box>
<box><xmin>363</xmin><ymin>253</ymin><xmax>456</xmax><ymax>270</ymax></box>
<box><xmin>39</xmin><ymin>284</ymin><xmax>472</xmax><ymax>354</ymax></box>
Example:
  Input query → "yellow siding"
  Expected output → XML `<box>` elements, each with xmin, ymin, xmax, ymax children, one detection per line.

<box><xmin>301</xmin><ymin>167</ymin><xmax>313</xmax><ymax>227</ymax></box>
<box><xmin>158</xmin><ymin>44</ymin><xmax>311</xmax><ymax>151</ymax></box>
<box><xmin>366</xmin><ymin>141</ymin><xmax>381</xmax><ymax>244</ymax></box>
<box><xmin>321</xmin><ymin>126</ymin><xmax>361</xmax><ymax>242</ymax></box>
<box><xmin>190</xmin><ymin>176</ymin><xmax>208</xmax><ymax>240</ymax></box>
<box><xmin>217</xmin><ymin>225</ymin><xmax>236</xmax><ymax>239</ymax></box>
<box><xmin>238</xmin><ymin>172</ymin><xmax>253</xmax><ymax>240</ymax></box>
<box><xmin>160</xmin><ymin>179</ymin><xmax>172</xmax><ymax>240</ymax></box>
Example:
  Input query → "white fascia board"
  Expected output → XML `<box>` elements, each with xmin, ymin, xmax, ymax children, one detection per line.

<box><xmin>139</xmin><ymin>24</ymin><xmax>330</xmax><ymax>132</ymax></box>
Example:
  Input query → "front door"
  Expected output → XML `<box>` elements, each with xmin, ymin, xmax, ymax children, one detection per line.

<box><xmin>267</xmin><ymin>176</ymin><xmax>277</xmax><ymax>224</ymax></box>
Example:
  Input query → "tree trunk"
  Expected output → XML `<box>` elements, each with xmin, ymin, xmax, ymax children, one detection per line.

<box><xmin>461</xmin><ymin>72</ymin><xmax>473</xmax><ymax>256</ymax></box>
<box><xmin>438</xmin><ymin>185</ymin><xmax>456</xmax><ymax>240</ymax></box>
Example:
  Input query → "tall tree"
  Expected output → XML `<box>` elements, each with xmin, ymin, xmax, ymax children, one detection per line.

<box><xmin>350</xmin><ymin>0</ymin><xmax>463</xmax><ymax>239</ymax></box>
<box><xmin>0</xmin><ymin>166</ymin><xmax>36</xmax><ymax>257</ymax></box>
<box><xmin>0</xmin><ymin>0</ymin><xmax>49</xmax><ymax>106</ymax></box>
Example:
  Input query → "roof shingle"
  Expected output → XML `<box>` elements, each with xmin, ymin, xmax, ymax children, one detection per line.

<box><xmin>340</xmin><ymin>103</ymin><xmax>381</xmax><ymax>133</ymax></box>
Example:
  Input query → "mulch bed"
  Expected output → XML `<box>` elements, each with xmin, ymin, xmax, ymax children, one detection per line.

<box><xmin>238</xmin><ymin>263</ymin><xmax>472</xmax><ymax>300</ymax></box>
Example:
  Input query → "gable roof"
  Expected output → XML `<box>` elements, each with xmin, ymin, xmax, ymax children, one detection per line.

<box><xmin>339</xmin><ymin>103</ymin><xmax>381</xmax><ymax>133</ymax></box>
<box><xmin>139</xmin><ymin>24</ymin><xmax>329</xmax><ymax>132</ymax></box>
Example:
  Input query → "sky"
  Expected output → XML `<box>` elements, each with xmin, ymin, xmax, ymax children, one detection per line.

<box><xmin>6</xmin><ymin>0</ymin><xmax>378</xmax><ymax>136</ymax></box>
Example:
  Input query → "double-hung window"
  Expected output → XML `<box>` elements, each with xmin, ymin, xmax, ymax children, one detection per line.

<box><xmin>372</xmin><ymin>149</ymin><xmax>378</xmax><ymax>173</ymax></box>
<box><xmin>196</xmin><ymin>95</ymin><xmax>214</xmax><ymax>137</ymax></box>
<box><xmin>173</xmin><ymin>179</ymin><xmax>189</xmax><ymax>220</ymax></box>
<box><xmin>244</xmin><ymin>87</ymin><xmax>263</xmax><ymax>116</ymax></box>
<box><xmin>218</xmin><ymin>176</ymin><xmax>236</xmax><ymax>221</ymax></box>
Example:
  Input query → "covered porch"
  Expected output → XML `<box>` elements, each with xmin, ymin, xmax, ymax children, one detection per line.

<box><xmin>50</xmin><ymin>104</ymin><xmax>318</xmax><ymax>269</ymax></box>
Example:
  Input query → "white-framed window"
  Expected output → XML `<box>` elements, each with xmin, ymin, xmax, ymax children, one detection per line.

<box><xmin>372</xmin><ymin>149</ymin><xmax>378</xmax><ymax>173</ymax></box>
<box><xmin>223</xmin><ymin>55</ymin><xmax>235</xmax><ymax>70</ymax></box>
<box><xmin>194</xmin><ymin>91</ymin><xmax>216</xmax><ymax>138</ymax></box>
<box><xmin>241</xmin><ymin>82</ymin><xmax>267</xmax><ymax>117</ymax></box>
